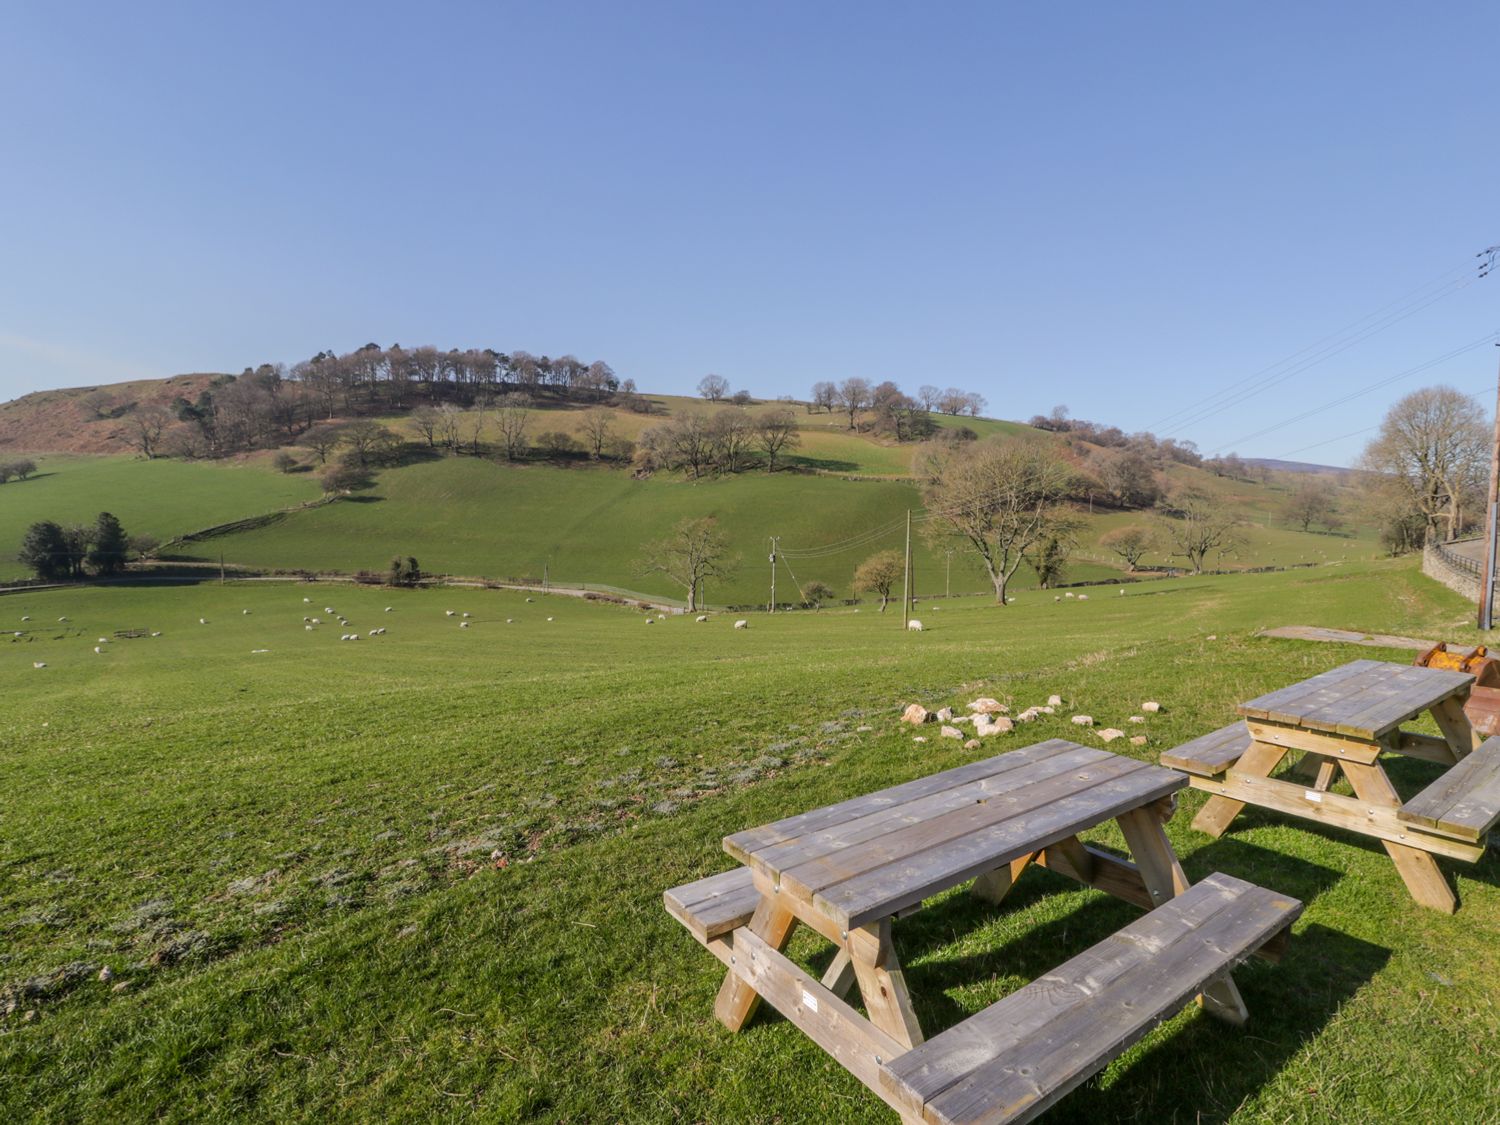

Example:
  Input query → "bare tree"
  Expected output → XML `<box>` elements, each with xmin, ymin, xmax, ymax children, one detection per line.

<box><xmin>302</xmin><ymin>423</ymin><xmax>345</xmax><ymax>465</ymax></box>
<box><xmin>810</xmin><ymin>381</ymin><xmax>837</xmax><ymax>414</ymax></box>
<box><xmin>697</xmin><ymin>374</ymin><xmax>730</xmax><ymax>402</ymax></box>
<box><xmin>494</xmin><ymin>393</ymin><xmax>531</xmax><ymax>461</ymax></box>
<box><xmin>916</xmin><ymin>385</ymin><xmax>941</xmax><ymax>412</ymax></box>
<box><xmin>1284</xmin><ymin>478</ymin><xmax>1339</xmax><ymax>532</ymax></box>
<box><xmin>853</xmin><ymin>549</ymin><xmax>903</xmax><ymax>611</ymax></box>
<box><xmin>837</xmin><ymin>377</ymin><xmax>872</xmax><ymax>429</ymax></box>
<box><xmin>410</xmin><ymin>406</ymin><xmax>441</xmax><ymax>448</ymax></box>
<box><xmin>1100</xmin><ymin>525</ymin><xmax>1156</xmax><ymax>572</ymax></box>
<box><xmin>130</xmin><ymin>404</ymin><xmax>172</xmax><ymax>459</ymax></box>
<box><xmin>1158</xmin><ymin>492</ymin><xmax>1241</xmax><ymax>574</ymax></box>
<box><xmin>1359</xmin><ymin>385</ymin><xmax>1487</xmax><ymax>542</ymax></box>
<box><xmin>340</xmin><ymin>420</ymin><xmax>399</xmax><ymax>466</ymax></box>
<box><xmin>579</xmin><ymin>409</ymin><xmax>615</xmax><ymax>460</ymax></box>
<box><xmin>436</xmin><ymin>403</ymin><xmax>463</xmax><ymax>451</ymax></box>
<box><xmin>466</xmin><ymin>393</ymin><xmax>492</xmax><ymax>455</ymax></box>
<box><xmin>642</xmin><ymin>413</ymin><xmax>715</xmax><ymax>478</ymax></box>
<box><xmin>921</xmin><ymin>441</ymin><xmax>1077</xmax><ymax>604</ymax></box>
<box><xmin>709</xmin><ymin>409</ymin><xmax>755</xmax><ymax>473</ymax></box>
<box><xmin>756</xmin><ymin>408</ymin><xmax>801</xmax><ymax>472</ymax></box>
<box><xmin>638</xmin><ymin>517</ymin><xmax>737</xmax><ymax>612</ymax></box>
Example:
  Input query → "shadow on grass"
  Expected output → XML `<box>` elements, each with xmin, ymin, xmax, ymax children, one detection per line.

<box><xmin>781</xmin><ymin>848</ymin><xmax>1373</xmax><ymax>1119</ymax></box>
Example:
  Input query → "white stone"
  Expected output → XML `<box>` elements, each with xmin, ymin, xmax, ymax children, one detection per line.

<box><xmin>1071</xmin><ymin>715</ymin><xmax>1094</xmax><ymax>727</ymax></box>
<box><xmin>901</xmin><ymin>704</ymin><xmax>932</xmax><ymax>725</ymax></box>
<box><xmin>964</xmin><ymin>739</ymin><xmax>981</xmax><ymax>750</ymax></box>
<box><xmin>1141</xmin><ymin>701</ymin><xmax>1161</xmax><ymax>713</ymax></box>
<box><xmin>935</xmin><ymin>707</ymin><xmax>953</xmax><ymax>721</ymax></box>
<box><xmin>1129</xmin><ymin>735</ymin><xmax>1148</xmax><ymax>747</ymax></box>
<box><xmin>912</xmin><ymin>735</ymin><xmax>927</xmax><ymax>743</ymax></box>
<box><xmin>940</xmin><ymin>725</ymin><xmax>963</xmax><ymax>740</ymax></box>
<box><xmin>967</xmin><ymin>698</ymin><xmax>1005</xmax><ymax>714</ymax></box>
<box><xmin>1046</xmin><ymin>694</ymin><xmax>1063</xmax><ymax>707</ymax></box>
<box><xmin>1097</xmin><ymin>728</ymin><xmax>1125</xmax><ymax>743</ymax></box>
<box><xmin>1128</xmin><ymin>715</ymin><xmax>1146</xmax><ymax>724</ymax></box>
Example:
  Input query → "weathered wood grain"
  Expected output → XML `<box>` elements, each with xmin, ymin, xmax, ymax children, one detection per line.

<box><xmin>1159</xmin><ymin>722</ymin><xmax>1251</xmax><ymax>777</ymax></box>
<box><xmin>1398</xmin><ymin>736</ymin><xmax>1500</xmax><ymax>842</ymax></box>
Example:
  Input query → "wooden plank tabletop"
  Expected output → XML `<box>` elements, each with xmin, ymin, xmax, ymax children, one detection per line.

<box><xmin>1237</xmin><ymin>659</ymin><xmax>1473</xmax><ymax>740</ymax></box>
<box><xmin>725</xmin><ymin>741</ymin><xmax>1185</xmax><ymax>931</ymax></box>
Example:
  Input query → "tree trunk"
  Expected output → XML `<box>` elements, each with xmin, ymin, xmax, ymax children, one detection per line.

<box><xmin>878</xmin><ymin>592</ymin><xmax>889</xmax><ymax>612</ymax></box>
<box><xmin>687</xmin><ymin>581</ymin><xmax>697</xmax><ymax>613</ymax></box>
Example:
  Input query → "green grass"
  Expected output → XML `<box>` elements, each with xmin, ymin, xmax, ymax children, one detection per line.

<box><xmin>0</xmin><ymin>455</ymin><xmax>320</xmax><ymax>581</ymax></box>
<box><xmin>190</xmin><ymin>456</ymin><xmax>1366</xmax><ymax>604</ymax></box>
<box><xmin>3</xmin><ymin>559</ymin><xmax>1499</xmax><ymax>1120</ymax></box>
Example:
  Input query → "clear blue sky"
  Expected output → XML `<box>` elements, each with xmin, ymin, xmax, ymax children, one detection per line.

<box><xmin>2</xmin><ymin>2</ymin><xmax>1495</xmax><ymax>465</ymax></box>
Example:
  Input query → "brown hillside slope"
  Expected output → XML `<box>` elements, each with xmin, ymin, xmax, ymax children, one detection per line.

<box><xmin>0</xmin><ymin>374</ymin><xmax>223</xmax><ymax>454</ymax></box>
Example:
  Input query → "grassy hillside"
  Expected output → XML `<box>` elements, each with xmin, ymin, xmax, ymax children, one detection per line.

<box><xmin>0</xmin><ymin>455</ymin><xmax>320</xmax><ymax>576</ymax></box>
<box><xmin>2</xmin><ymin>560</ymin><xmax>1496</xmax><ymax>1120</ymax></box>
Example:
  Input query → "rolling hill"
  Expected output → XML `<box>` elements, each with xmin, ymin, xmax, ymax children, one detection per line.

<box><xmin>0</xmin><ymin>374</ymin><xmax>1372</xmax><ymax>602</ymax></box>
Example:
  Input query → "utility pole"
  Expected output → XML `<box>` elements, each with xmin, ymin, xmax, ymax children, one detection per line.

<box><xmin>768</xmin><ymin>536</ymin><xmax>780</xmax><ymax>613</ymax></box>
<box><xmin>945</xmin><ymin>548</ymin><xmax>954</xmax><ymax>599</ymax></box>
<box><xmin>219</xmin><ymin>551</ymin><xmax>225</xmax><ymax>585</ymax></box>
<box><xmin>902</xmin><ymin>510</ymin><xmax>912</xmax><ymax>629</ymax></box>
<box><xmin>1479</xmin><ymin>341</ymin><xmax>1500</xmax><ymax>630</ymax></box>
<box><xmin>543</xmin><ymin>560</ymin><xmax>549</xmax><ymax>593</ymax></box>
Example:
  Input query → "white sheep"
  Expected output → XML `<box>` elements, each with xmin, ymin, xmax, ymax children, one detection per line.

<box><xmin>325</xmin><ymin>607</ymin><xmax>335</xmax><ymax>614</ymax></box>
<box><xmin>459</xmin><ymin>621</ymin><xmax>470</xmax><ymax>629</ymax></box>
<box><xmin>242</xmin><ymin>609</ymin><xmax>252</xmax><ymax>615</ymax></box>
<box><xmin>341</xmin><ymin>634</ymin><xmax>351</xmax><ymax>641</ymax></box>
<box><xmin>150</xmin><ymin>631</ymin><xmax>162</xmax><ymax>637</ymax></box>
<box><xmin>311</xmin><ymin>618</ymin><xmax>322</xmax><ymax>625</ymax></box>
<box><xmin>696</xmin><ymin>615</ymin><xmax>708</xmax><ymax>623</ymax></box>
<box><xmin>306</xmin><ymin>625</ymin><xmax>314</xmax><ymax>631</ymax></box>
<box><xmin>58</xmin><ymin>616</ymin><xmax>68</xmax><ymax>622</ymax></box>
<box><xmin>98</xmin><ymin>637</ymin><xmax>108</xmax><ymax>644</ymax></box>
<box><xmin>646</xmin><ymin>618</ymin><xmax>655</xmax><ymax>625</ymax></box>
<box><xmin>21</xmin><ymin>616</ymin><xmax>30</xmax><ymax>622</ymax></box>
<box><xmin>734</xmin><ymin>619</ymin><xmax>748</xmax><ymax>629</ymax></box>
<box><xmin>526</xmin><ymin>597</ymin><xmax>535</xmax><ymax>603</ymax></box>
<box><xmin>907</xmin><ymin>620</ymin><xmax>924</xmax><ymax>632</ymax></box>
<box><xmin>384</xmin><ymin>607</ymin><xmax>393</xmax><ymax>613</ymax></box>
<box><xmin>506</xmin><ymin>618</ymin><xmax>514</xmax><ymax>624</ymax></box>
<box><xmin>32</xmin><ymin>662</ymin><xmax>45</xmax><ymax>669</ymax></box>
<box><xmin>546</xmin><ymin>616</ymin><xmax>554</xmax><ymax>622</ymax></box>
<box><xmin>303</xmin><ymin>597</ymin><xmax>312</xmax><ymax>603</ymax></box>
<box><xmin>462</xmin><ymin>612</ymin><xmax>471</xmax><ymax>618</ymax></box>
<box><xmin>350</xmin><ymin>633</ymin><xmax>361</xmax><ymax>640</ymax></box>
<box><xmin>199</xmin><ymin>618</ymin><xmax>208</xmax><ymax>625</ymax></box>
<box><xmin>93</xmin><ymin>646</ymin><xmax>103</xmax><ymax>654</ymax></box>
<box><xmin>1064</xmin><ymin>593</ymin><xmax>1074</xmax><ymax>600</ymax></box>
<box><xmin>445</xmin><ymin>610</ymin><xmax>455</xmax><ymax>617</ymax></box>
<box><xmin>1077</xmin><ymin>594</ymin><xmax>1088</xmax><ymax>601</ymax></box>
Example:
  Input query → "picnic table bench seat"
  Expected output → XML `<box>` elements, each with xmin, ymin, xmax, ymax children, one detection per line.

<box><xmin>1398</xmin><ymin>735</ymin><xmax>1500</xmax><ymax>843</ymax></box>
<box><xmin>878</xmin><ymin>872</ymin><xmax>1302</xmax><ymax>1125</ymax></box>
<box><xmin>1158</xmin><ymin>723</ymin><xmax>1252</xmax><ymax>777</ymax></box>
<box><xmin>664</xmin><ymin>867</ymin><xmax>761</xmax><ymax>943</ymax></box>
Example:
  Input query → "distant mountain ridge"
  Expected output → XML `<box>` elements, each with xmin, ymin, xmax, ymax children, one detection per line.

<box><xmin>1242</xmin><ymin>457</ymin><xmax>1355</xmax><ymax>477</ymax></box>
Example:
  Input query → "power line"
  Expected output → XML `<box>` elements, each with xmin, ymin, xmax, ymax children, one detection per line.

<box><xmin>1143</xmin><ymin>257</ymin><xmax>1478</xmax><ymax>435</ymax></box>
<box><xmin>1211</xmin><ymin>330</ymin><xmax>1500</xmax><ymax>454</ymax></box>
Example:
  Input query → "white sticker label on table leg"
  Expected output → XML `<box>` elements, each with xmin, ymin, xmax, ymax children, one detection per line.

<box><xmin>1304</xmin><ymin>791</ymin><xmax>1323</xmax><ymax>803</ymax></box>
<box><xmin>801</xmin><ymin>990</ymin><xmax>818</xmax><ymax>1013</ymax></box>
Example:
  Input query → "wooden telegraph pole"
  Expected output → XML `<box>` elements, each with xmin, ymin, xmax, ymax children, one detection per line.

<box><xmin>901</xmin><ymin>510</ymin><xmax>912</xmax><ymax>629</ymax></box>
<box><xmin>1479</xmin><ymin>342</ymin><xmax>1500</xmax><ymax>630</ymax></box>
<box><xmin>768</xmin><ymin>536</ymin><xmax>779</xmax><ymax>614</ymax></box>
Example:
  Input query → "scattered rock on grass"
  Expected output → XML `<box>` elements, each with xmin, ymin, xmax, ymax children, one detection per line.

<box><xmin>1071</xmin><ymin>715</ymin><xmax>1094</xmax><ymax>727</ymax></box>
<box><xmin>901</xmin><ymin>704</ymin><xmax>932</xmax><ymax>725</ymax></box>
<box><xmin>1141</xmin><ymin>701</ymin><xmax>1161</xmax><ymax>713</ymax></box>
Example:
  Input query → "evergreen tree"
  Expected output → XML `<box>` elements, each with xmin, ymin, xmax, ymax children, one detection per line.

<box><xmin>88</xmin><ymin>512</ymin><xmax>130</xmax><ymax>575</ymax></box>
<box><xmin>18</xmin><ymin>521</ymin><xmax>69</xmax><ymax>580</ymax></box>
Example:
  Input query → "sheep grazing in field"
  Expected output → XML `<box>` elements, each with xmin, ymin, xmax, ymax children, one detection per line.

<box><xmin>32</xmin><ymin>662</ymin><xmax>45</xmax><ymax>669</ymax></box>
<box><xmin>350</xmin><ymin>633</ymin><xmax>361</xmax><ymax>640</ymax></box>
<box><xmin>93</xmin><ymin>646</ymin><xmax>103</xmax><ymax>654</ymax></box>
<box><xmin>305</xmin><ymin>625</ymin><xmax>314</xmax><ymax>631</ymax></box>
<box><xmin>1119</xmin><ymin>588</ymin><xmax>1126</xmax><ymax>596</ymax></box>
<box><xmin>242</xmin><ymin>609</ymin><xmax>252</xmax><ymax>615</ymax></box>
<box><xmin>506</xmin><ymin>618</ymin><xmax>514</xmax><ymax>624</ymax></box>
<box><xmin>303</xmin><ymin>597</ymin><xmax>311</xmax><ymax>603</ymax></box>
<box><xmin>98</xmin><ymin>637</ymin><xmax>108</xmax><ymax>644</ymax></box>
<box><xmin>459</xmin><ymin>621</ymin><xmax>470</xmax><ymax>629</ymax></box>
<box><xmin>445</xmin><ymin>610</ymin><xmax>455</xmax><ymax>617</ymax></box>
<box><xmin>546</xmin><ymin>617</ymin><xmax>554</xmax><ymax>622</ymax></box>
<box><xmin>526</xmin><ymin>597</ymin><xmax>535</xmax><ymax>603</ymax></box>
<box><xmin>324</xmin><ymin>607</ymin><xmax>335</xmax><ymax>614</ymax></box>
<box><xmin>1077</xmin><ymin>594</ymin><xmax>1088</xmax><ymax>601</ymax></box>
<box><xmin>1063</xmin><ymin>593</ymin><xmax>1074</xmax><ymax>600</ymax></box>
<box><xmin>385</xmin><ymin>607</ymin><xmax>393</xmax><ymax>613</ymax></box>
<box><xmin>58</xmin><ymin>616</ymin><xmax>68</xmax><ymax>622</ymax></box>
<box><xmin>462</xmin><ymin>612</ymin><xmax>471</xmax><ymax>618</ymax></box>
<box><xmin>150</xmin><ymin>631</ymin><xmax>162</xmax><ymax>637</ymax></box>
<box><xmin>733</xmin><ymin>620</ymin><xmax>748</xmax><ymax>629</ymax></box>
<box><xmin>341</xmin><ymin>634</ymin><xmax>351</xmax><ymax>641</ymax></box>
<box><xmin>199</xmin><ymin>618</ymin><xmax>208</xmax><ymax>625</ymax></box>
<box><xmin>1054</xmin><ymin>596</ymin><xmax>1061</xmax><ymax>602</ymax></box>
<box><xmin>311</xmin><ymin>618</ymin><xmax>322</xmax><ymax>625</ymax></box>
<box><xmin>696</xmin><ymin>615</ymin><xmax>708</xmax><ymax>623</ymax></box>
<box><xmin>645</xmin><ymin>618</ymin><xmax>655</xmax><ymax>625</ymax></box>
<box><xmin>21</xmin><ymin>616</ymin><xmax>30</xmax><ymax>622</ymax></box>
<box><xmin>907</xmin><ymin>620</ymin><xmax>924</xmax><ymax>632</ymax></box>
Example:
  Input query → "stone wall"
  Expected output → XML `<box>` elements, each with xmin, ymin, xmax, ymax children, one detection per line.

<box><xmin>1422</xmin><ymin>539</ymin><xmax>1482</xmax><ymax>602</ymax></box>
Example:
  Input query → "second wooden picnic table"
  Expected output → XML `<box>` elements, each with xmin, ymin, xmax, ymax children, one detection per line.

<box><xmin>666</xmin><ymin>740</ymin><xmax>1301</xmax><ymax>1124</ymax></box>
<box><xmin>1164</xmin><ymin>658</ymin><xmax>1500</xmax><ymax>913</ymax></box>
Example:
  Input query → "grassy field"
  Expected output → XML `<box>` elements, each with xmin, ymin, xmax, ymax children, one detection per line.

<box><xmin>0</xmin><ymin>456</ymin><xmax>320</xmax><ymax>580</ymax></box>
<box><xmin>3</xmin><ymin>558</ymin><xmax>1499</xmax><ymax>1121</ymax></box>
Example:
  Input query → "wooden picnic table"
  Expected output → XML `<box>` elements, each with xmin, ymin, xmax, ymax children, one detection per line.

<box><xmin>1163</xmin><ymin>658</ymin><xmax>1500</xmax><ymax>914</ymax></box>
<box><xmin>666</xmin><ymin>740</ymin><xmax>1301</xmax><ymax>1124</ymax></box>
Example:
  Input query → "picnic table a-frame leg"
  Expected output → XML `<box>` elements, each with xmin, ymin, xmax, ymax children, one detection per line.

<box><xmin>714</xmin><ymin>895</ymin><xmax>797</xmax><ymax>1031</ymax></box>
<box><xmin>1341</xmin><ymin>759</ymin><xmax>1458</xmax><ymax>914</ymax></box>
<box><xmin>1192</xmin><ymin>739</ymin><xmax>1288</xmax><ymax>838</ymax></box>
<box><xmin>1117</xmin><ymin>804</ymin><xmax>1249</xmax><ymax>1024</ymax></box>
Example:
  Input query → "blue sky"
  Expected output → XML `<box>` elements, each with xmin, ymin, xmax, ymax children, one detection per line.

<box><xmin>1</xmin><ymin>2</ymin><xmax>1495</xmax><ymax>465</ymax></box>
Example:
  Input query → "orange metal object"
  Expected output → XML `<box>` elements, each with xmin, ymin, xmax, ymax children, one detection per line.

<box><xmin>1413</xmin><ymin>643</ymin><xmax>1500</xmax><ymax>737</ymax></box>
